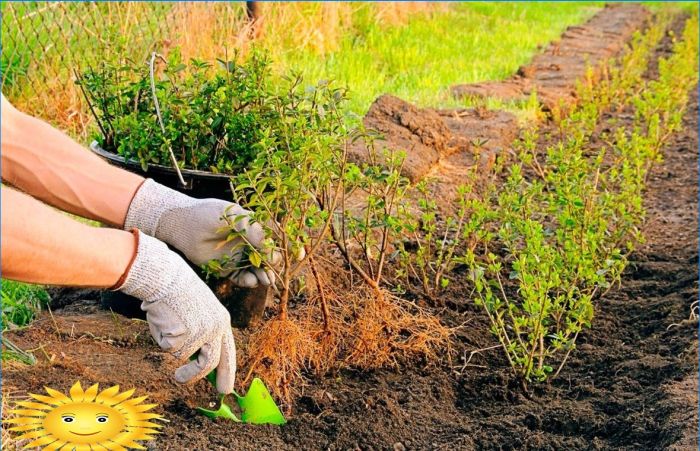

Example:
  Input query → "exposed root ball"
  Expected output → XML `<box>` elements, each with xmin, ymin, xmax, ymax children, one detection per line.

<box><xmin>241</xmin><ymin>317</ymin><xmax>313</xmax><ymax>408</ymax></box>
<box><xmin>345</xmin><ymin>288</ymin><xmax>453</xmax><ymax>369</ymax></box>
<box><xmin>241</xmin><ymin>266</ymin><xmax>452</xmax><ymax>412</ymax></box>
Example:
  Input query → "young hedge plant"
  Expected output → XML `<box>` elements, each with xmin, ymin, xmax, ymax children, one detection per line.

<box><xmin>458</xmin><ymin>13</ymin><xmax>698</xmax><ymax>388</ymax></box>
<box><xmin>77</xmin><ymin>49</ymin><xmax>275</xmax><ymax>174</ymax></box>
<box><xmin>215</xmin><ymin>73</ymin><xmax>352</xmax><ymax>405</ymax></box>
<box><xmin>229</xmin><ymin>74</ymin><xmax>350</xmax><ymax>317</ymax></box>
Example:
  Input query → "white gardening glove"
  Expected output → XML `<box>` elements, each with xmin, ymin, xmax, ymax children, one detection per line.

<box><xmin>116</xmin><ymin>231</ymin><xmax>236</xmax><ymax>393</ymax></box>
<box><xmin>124</xmin><ymin>179</ymin><xmax>279</xmax><ymax>288</ymax></box>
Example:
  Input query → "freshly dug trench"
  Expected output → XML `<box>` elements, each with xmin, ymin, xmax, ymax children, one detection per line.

<box><xmin>451</xmin><ymin>3</ymin><xmax>651</xmax><ymax>111</ymax></box>
<box><xmin>353</xmin><ymin>4</ymin><xmax>651</xmax><ymax>190</ymax></box>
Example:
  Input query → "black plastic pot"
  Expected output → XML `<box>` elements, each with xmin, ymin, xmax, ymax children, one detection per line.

<box><xmin>91</xmin><ymin>142</ymin><xmax>269</xmax><ymax>328</ymax></box>
<box><xmin>90</xmin><ymin>141</ymin><xmax>234</xmax><ymax>199</ymax></box>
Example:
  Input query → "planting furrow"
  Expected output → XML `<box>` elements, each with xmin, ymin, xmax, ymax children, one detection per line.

<box><xmin>450</xmin><ymin>12</ymin><xmax>697</xmax><ymax>450</ymax></box>
<box><xmin>420</xmin><ymin>7</ymin><xmax>676</xmax><ymax>209</ymax></box>
<box><xmin>451</xmin><ymin>4</ymin><xmax>651</xmax><ymax>112</ymax></box>
<box><xmin>350</xmin><ymin>4</ymin><xmax>658</xmax><ymax>192</ymax></box>
<box><xmin>460</xmin><ymin>6</ymin><xmax>696</xmax><ymax>386</ymax></box>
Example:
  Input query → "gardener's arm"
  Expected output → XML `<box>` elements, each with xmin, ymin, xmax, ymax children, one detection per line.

<box><xmin>1</xmin><ymin>95</ymin><xmax>277</xmax><ymax>287</ymax></box>
<box><xmin>1</xmin><ymin>95</ymin><xmax>143</xmax><ymax>227</ymax></box>
<box><xmin>1</xmin><ymin>187</ymin><xmax>134</xmax><ymax>286</ymax></box>
<box><xmin>2</xmin><ymin>186</ymin><xmax>237</xmax><ymax>393</ymax></box>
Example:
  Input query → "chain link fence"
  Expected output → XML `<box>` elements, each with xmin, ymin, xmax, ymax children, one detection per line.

<box><xmin>1</xmin><ymin>2</ymin><xmax>177</xmax><ymax>91</ymax></box>
<box><xmin>0</xmin><ymin>1</ymin><xmax>431</xmax><ymax>136</ymax></box>
<box><xmin>2</xmin><ymin>2</ymin><xmax>256</xmax><ymax>91</ymax></box>
<box><xmin>1</xmin><ymin>2</ymin><xmax>251</xmax><ymax>136</ymax></box>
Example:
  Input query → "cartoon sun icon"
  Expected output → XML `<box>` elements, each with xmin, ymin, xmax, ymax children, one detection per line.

<box><xmin>5</xmin><ymin>381</ymin><xmax>164</xmax><ymax>450</ymax></box>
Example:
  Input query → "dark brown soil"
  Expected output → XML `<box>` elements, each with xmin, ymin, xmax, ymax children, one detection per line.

<box><xmin>349</xmin><ymin>94</ymin><xmax>454</xmax><ymax>182</ymax></box>
<box><xmin>3</xmin><ymin>7</ymin><xmax>697</xmax><ymax>451</ymax></box>
<box><xmin>4</xmin><ymin>88</ymin><xmax>696</xmax><ymax>449</ymax></box>
<box><xmin>451</xmin><ymin>4</ymin><xmax>651</xmax><ymax>112</ymax></box>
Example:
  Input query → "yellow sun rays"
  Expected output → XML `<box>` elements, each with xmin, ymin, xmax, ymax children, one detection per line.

<box><xmin>4</xmin><ymin>382</ymin><xmax>164</xmax><ymax>450</ymax></box>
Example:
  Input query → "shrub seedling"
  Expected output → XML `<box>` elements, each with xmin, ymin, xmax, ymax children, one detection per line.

<box><xmin>456</xmin><ymin>13</ymin><xmax>699</xmax><ymax>387</ymax></box>
<box><xmin>77</xmin><ymin>49</ymin><xmax>276</xmax><ymax>174</ymax></box>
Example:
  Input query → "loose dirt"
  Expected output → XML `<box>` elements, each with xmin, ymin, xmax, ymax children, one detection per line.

<box><xmin>352</xmin><ymin>4</ymin><xmax>653</xmax><ymax>188</ymax></box>
<box><xmin>3</xmin><ymin>6</ymin><xmax>697</xmax><ymax>451</ymax></box>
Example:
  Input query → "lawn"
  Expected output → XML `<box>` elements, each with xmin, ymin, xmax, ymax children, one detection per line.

<box><xmin>1</xmin><ymin>280</ymin><xmax>49</xmax><ymax>331</ymax></box>
<box><xmin>271</xmin><ymin>2</ymin><xmax>602</xmax><ymax>114</ymax></box>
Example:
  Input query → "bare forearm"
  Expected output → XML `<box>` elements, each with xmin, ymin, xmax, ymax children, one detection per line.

<box><xmin>1</xmin><ymin>97</ymin><xmax>143</xmax><ymax>226</ymax></box>
<box><xmin>1</xmin><ymin>187</ymin><xmax>136</xmax><ymax>287</ymax></box>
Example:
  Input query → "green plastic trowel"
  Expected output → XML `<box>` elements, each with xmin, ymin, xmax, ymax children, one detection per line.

<box><xmin>197</xmin><ymin>378</ymin><xmax>286</xmax><ymax>425</ymax></box>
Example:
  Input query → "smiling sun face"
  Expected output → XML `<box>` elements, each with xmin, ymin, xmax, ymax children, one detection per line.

<box><xmin>5</xmin><ymin>381</ymin><xmax>163</xmax><ymax>450</ymax></box>
<box><xmin>43</xmin><ymin>402</ymin><xmax>126</xmax><ymax>445</ymax></box>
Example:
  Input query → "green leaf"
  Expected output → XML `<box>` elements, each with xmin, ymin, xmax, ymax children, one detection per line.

<box><xmin>249</xmin><ymin>251</ymin><xmax>262</xmax><ymax>268</ymax></box>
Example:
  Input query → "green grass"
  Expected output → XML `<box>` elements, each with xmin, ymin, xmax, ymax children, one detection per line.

<box><xmin>268</xmin><ymin>3</ymin><xmax>604</xmax><ymax>117</ymax></box>
<box><xmin>1</xmin><ymin>280</ymin><xmax>50</xmax><ymax>331</ymax></box>
<box><xmin>646</xmin><ymin>1</ymin><xmax>700</xmax><ymax>13</ymax></box>
<box><xmin>1</xmin><ymin>280</ymin><xmax>48</xmax><ymax>363</ymax></box>
<box><xmin>4</xmin><ymin>2</ymin><xmax>696</xmax><ymax>120</ymax></box>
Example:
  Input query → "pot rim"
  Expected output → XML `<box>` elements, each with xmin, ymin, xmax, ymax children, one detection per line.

<box><xmin>89</xmin><ymin>141</ymin><xmax>233</xmax><ymax>181</ymax></box>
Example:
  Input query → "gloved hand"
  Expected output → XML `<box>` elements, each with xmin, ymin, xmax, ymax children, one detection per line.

<box><xmin>124</xmin><ymin>179</ymin><xmax>278</xmax><ymax>288</ymax></box>
<box><xmin>116</xmin><ymin>230</ymin><xmax>236</xmax><ymax>393</ymax></box>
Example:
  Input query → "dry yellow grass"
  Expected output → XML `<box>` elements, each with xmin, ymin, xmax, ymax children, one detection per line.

<box><xmin>1</xmin><ymin>388</ymin><xmax>27</xmax><ymax>451</ymax></box>
<box><xmin>168</xmin><ymin>2</ymin><xmax>443</xmax><ymax>61</ymax></box>
<box><xmin>10</xmin><ymin>79</ymin><xmax>90</xmax><ymax>139</ymax></box>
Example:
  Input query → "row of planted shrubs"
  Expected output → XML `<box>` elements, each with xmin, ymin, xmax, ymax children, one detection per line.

<box><xmin>396</xmin><ymin>12</ymin><xmax>698</xmax><ymax>386</ymax></box>
<box><xmin>77</xmin><ymin>10</ymin><xmax>698</xmax><ymax>404</ymax></box>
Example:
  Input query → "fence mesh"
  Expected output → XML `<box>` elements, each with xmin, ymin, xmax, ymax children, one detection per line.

<box><xmin>0</xmin><ymin>1</ymin><xmax>436</xmax><ymax>137</ymax></box>
<box><xmin>1</xmin><ymin>2</ymin><xmax>179</xmax><ymax>91</ymax></box>
<box><xmin>1</xmin><ymin>1</ymin><xmax>251</xmax><ymax>136</ymax></box>
<box><xmin>2</xmin><ymin>1</ymin><xmax>259</xmax><ymax>92</ymax></box>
